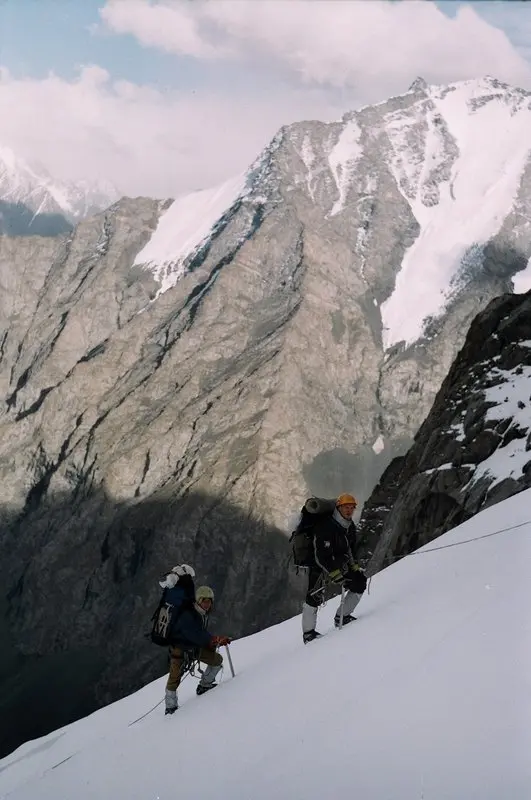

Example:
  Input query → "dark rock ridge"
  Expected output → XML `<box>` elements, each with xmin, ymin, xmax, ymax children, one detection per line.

<box><xmin>359</xmin><ymin>290</ymin><xmax>531</xmax><ymax>571</ymax></box>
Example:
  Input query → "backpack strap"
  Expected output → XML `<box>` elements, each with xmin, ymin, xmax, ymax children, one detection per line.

<box><xmin>151</xmin><ymin>588</ymin><xmax>167</xmax><ymax>621</ymax></box>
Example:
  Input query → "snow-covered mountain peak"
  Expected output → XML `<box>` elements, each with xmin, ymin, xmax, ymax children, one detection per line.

<box><xmin>132</xmin><ymin>76</ymin><xmax>531</xmax><ymax>349</ymax></box>
<box><xmin>380</xmin><ymin>76</ymin><xmax>531</xmax><ymax>348</ymax></box>
<box><xmin>426</xmin><ymin>75</ymin><xmax>531</xmax><ymax>112</ymax></box>
<box><xmin>408</xmin><ymin>75</ymin><xmax>429</xmax><ymax>93</ymax></box>
<box><xmin>0</xmin><ymin>144</ymin><xmax>120</xmax><ymax>226</ymax></box>
<box><xmin>0</xmin><ymin>145</ymin><xmax>44</xmax><ymax>193</ymax></box>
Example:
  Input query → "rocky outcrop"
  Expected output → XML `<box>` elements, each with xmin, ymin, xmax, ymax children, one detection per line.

<box><xmin>359</xmin><ymin>290</ymin><xmax>531</xmax><ymax>570</ymax></box>
<box><xmin>2</xmin><ymin>77</ymin><xmax>531</xmax><ymax>756</ymax></box>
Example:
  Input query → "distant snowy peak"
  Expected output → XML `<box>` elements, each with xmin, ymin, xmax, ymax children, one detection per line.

<box><xmin>0</xmin><ymin>145</ymin><xmax>119</xmax><ymax>224</ymax></box>
<box><xmin>287</xmin><ymin>75</ymin><xmax>531</xmax><ymax>350</ymax></box>
<box><xmin>289</xmin><ymin>76</ymin><xmax>531</xmax><ymax>218</ymax></box>
<box><xmin>385</xmin><ymin>76</ymin><xmax>531</xmax><ymax>216</ymax></box>
<box><xmin>380</xmin><ymin>77</ymin><xmax>531</xmax><ymax>348</ymax></box>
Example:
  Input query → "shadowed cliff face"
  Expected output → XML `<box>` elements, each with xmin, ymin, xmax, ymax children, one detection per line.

<box><xmin>0</xmin><ymin>488</ymin><xmax>302</xmax><ymax>758</ymax></box>
<box><xmin>358</xmin><ymin>290</ymin><xmax>531</xmax><ymax>572</ymax></box>
<box><xmin>0</xmin><ymin>200</ymin><xmax>73</xmax><ymax>237</ymax></box>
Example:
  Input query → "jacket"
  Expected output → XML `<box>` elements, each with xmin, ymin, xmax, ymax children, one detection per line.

<box><xmin>169</xmin><ymin>602</ymin><xmax>214</xmax><ymax>650</ymax></box>
<box><xmin>312</xmin><ymin>514</ymin><xmax>357</xmax><ymax>573</ymax></box>
<box><xmin>159</xmin><ymin>576</ymin><xmax>213</xmax><ymax>649</ymax></box>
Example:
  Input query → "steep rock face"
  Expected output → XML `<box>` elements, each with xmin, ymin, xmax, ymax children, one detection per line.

<box><xmin>360</xmin><ymin>290</ymin><xmax>531</xmax><ymax>570</ymax></box>
<box><xmin>2</xmin><ymin>77</ymin><xmax>531</xmax><ymax>754</ymax></box>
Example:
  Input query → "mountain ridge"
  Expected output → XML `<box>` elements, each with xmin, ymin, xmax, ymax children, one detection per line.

<box><xmin>0</xmin><ymin>144</ymin><xmax>120</xmax><ymax>234</ymax></box>
<box><xmin>133</xmin><ymin>75</ymin><xmax>531</xmax><ymax>349</ymax></box>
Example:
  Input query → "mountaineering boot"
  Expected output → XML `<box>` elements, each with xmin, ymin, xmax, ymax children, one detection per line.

<box><xmin>165</xmin><ymin>688</ymin><xmax>178</xmax><ymax>714</ymax></box>
<box><xmin>302</xmin><ymin>602</ymin><xmax>319</xmax><ymax>641</ymax></box>
<box><xmin>196</xmin><ymin>662</ymin><xmax>222</xmax><ymax>695</ymax></box>
<box><xmin>334</xmin><ymin>590</ymin><xmax>362</xmax><ymax>627</ymax></box>
<box><xmin>303</xmin><ymin>629</ymin><xmax>322</xmax><ymax>644</ymax></box>
<box><xmin>334</xmin><ymin>614</ymin><xmax>356</xmax><ymax>628</ymax></box>
<box><xmin>196</xmin><ymin>682</ymin><xmax>217</xmax><ymax>696</ymax></box>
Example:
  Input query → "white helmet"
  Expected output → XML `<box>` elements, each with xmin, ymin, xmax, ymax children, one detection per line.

<box><xmin>195</xmin><ymin>585</ymin><xmax>215</xmax><ymax>603</ymax></box>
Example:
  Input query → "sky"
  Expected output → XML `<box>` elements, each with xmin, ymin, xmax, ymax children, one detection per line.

<box><xmin>1</xmin><ymin>0</ymin><xmax>531</xmax><ymax>198</ymax></box>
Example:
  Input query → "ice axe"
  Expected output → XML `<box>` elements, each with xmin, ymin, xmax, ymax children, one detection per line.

<box><xmin>338</xmin><ymin>584</ymin><xmax>346</xmax><ymax>630</ymax></box>
<box><xmin>225</xmin><ymin>644</ymin><xmax>236</xmax><ymax>678</ymax></box>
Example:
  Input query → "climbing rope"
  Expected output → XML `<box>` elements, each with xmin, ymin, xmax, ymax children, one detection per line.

<box><xmin>365</xmin><ymin>516</ymin><xmax>531</xmax><ymax>594</ymax></box>
<box><xmin>298</xmin><ymin>517</ymin><xmax>531</xmax><ymax>598</ymax></box>
<box><xmin>414</xmin><ymin>517</ymin><xmax>531</xmax><ymax>554</ymax></box>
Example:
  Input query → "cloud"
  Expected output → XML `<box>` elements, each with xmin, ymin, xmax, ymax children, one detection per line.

<box><xmin>99</xmin><ymin>0</ymin><xmax>230</xmax><ymax>59</ymax></box>
<box><xmin>0</xmin><ymin>66</ymin><xmax>343</xmax><ymax>198</ymax></box>
<box><xmin>101</xmin><ymin>0</ymin><xmax>531</xmax><ymax>94</ymax></box>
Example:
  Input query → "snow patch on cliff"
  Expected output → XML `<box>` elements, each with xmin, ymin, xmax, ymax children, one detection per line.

<box><xmin>328</xmin><ymin>118</ymin><xmax>363</xmax><ymax>216</ymax></box>
<box><xmin>381</xmin><ymin>79</ymin><xmax>531</xmax><ymax>349</ymax></box>
<box><xmin>133</xmin><ymin>173</ymin><xmax>247</xmax><ymax>294</ymax></box>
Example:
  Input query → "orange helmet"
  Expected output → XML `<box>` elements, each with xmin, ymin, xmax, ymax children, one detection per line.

<box><xmin>336</xmin><ymin>493</ymin><xmax>357</xmax><ymax>507</ymax></box>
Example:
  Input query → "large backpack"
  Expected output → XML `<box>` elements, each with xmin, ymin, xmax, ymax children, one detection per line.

<box><xmin>289</xmin><ymin>497</ymin><xmax>336</xmax><ymax>568</ymax></box>
<box><xmin>150</xmin><ymin>572</ymin><xmax>195</xmax><ymax>646</ymax></box>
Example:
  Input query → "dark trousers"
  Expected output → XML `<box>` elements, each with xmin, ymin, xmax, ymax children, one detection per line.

<box><xmin>305</xmin><ymin>564</ymin><xmax>367</xmax><ymax>608</ymax></box>
<box><xmin>305</xmin><ymin>567</ymin><xmax>325</xmax><ymax>608</ymax></box>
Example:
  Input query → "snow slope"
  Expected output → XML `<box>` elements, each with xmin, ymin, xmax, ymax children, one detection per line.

<box><xmin>1</xmin><ymin>489</ymin><xmax>530</xmax><ymax>800</ymax></box>
<box><xmin>381</xmin><ymin>78</ymin><xmax>531</xmax><ymax>348</ymax></box>
<box><xmin>133</xmin><ymin>173</ymin><xmax>247</xmax><ymax>294</ymax></box>
<box><xmin>328</xmin><ymin>117</ymin><xmax>363</xmax><ymax>216</ymax></box>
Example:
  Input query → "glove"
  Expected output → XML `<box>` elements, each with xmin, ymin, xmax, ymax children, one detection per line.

<box><xmin>210</xmin><ymin>635</ymin><xmax>232</xmax><ymax>648</ymax></box>
<box><xmin>349</xmin><ymin>561</ymin><xmax>363</xmax><ymax>572</ymax></box>
<box><xmin>328</xmin><ymin>568</ymin><xmax>344</xmax><ymax>584</ymax></box>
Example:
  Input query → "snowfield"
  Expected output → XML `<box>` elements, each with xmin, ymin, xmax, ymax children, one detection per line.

<box><xmin>1</xmin><ymin>488</ymin><xmax>530</xmax><ymax>800</ymax></box>
<box><xmin>382</xmin><ymin>78</ymin><xmax>531</xmax><ymax>348</ymax></box>
<box><xmin>133</xmin><ymin>173</ymin><xmax>247</xmax><ymax>294</ymax></box>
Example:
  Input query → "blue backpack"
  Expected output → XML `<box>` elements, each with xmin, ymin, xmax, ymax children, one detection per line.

<box><xmin>150</xmin><ymin>573</ymin><xmax>195</xmax><ymax>646</ymax></box>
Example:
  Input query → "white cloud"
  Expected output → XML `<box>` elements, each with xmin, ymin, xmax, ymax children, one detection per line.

<box><xmin>0</xmin><ymin>66</ymin><xmax>343</xmax><ymax>197</ymax></box>
<box><xmin>99</xmin><ymin>0</ymin><xmax>230</xmax><ymax>59</ymax></box>
<box><xmin>101</xmin><ymin>0</ymin><xmax>531</xmax><ymax>94</ymax></box>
